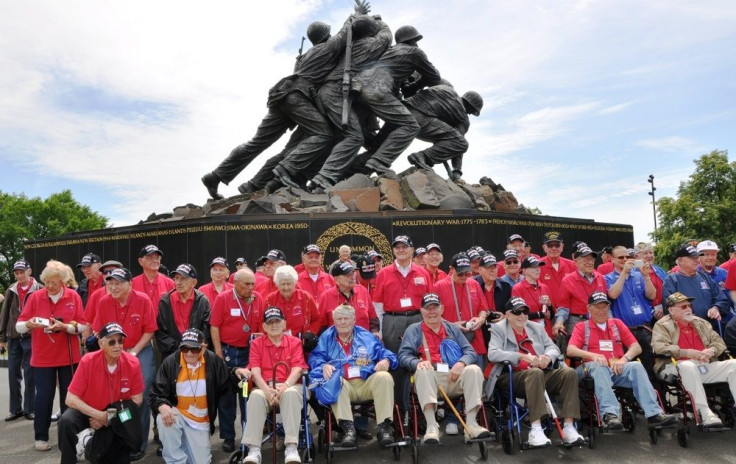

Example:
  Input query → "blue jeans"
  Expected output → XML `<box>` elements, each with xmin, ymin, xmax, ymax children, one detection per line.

<box><xmin>7</xmin><ymin>337</ymin><xmax>34</xmax><ymax>414</ymax></box>
<box><xmin>218</xmin><ymin>344</ymin><xmax>249</xmax><ymax>440</ymax></box>
<box><xmin>138</xmin><ymin>344</ymin><xmax>156</xmax><ymax>451</ymax></box>
<box><xmin>34</xmin><ymin>365</ymin><xmax>75</xmax><ymax>441</ymax></box>
<box><xmin>578</xmin><ymin>361</ymin><xmax>662</xmax><ymax>418</ymax></box>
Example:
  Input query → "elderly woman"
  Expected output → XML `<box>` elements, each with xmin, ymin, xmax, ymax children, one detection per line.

<box><xmin>16</xmin><ymin>261</ymin><xmax>88</xmax><ymax>452</ymax></box>
<box><xmin>265</xmin><ymin>265</ymin><xmax>322</xmax><ymax>339</ymax></box>
<box><xmin>487</xmin><ymin>297</ymin><xmax>583</xmax><ymax>447</ymax></box>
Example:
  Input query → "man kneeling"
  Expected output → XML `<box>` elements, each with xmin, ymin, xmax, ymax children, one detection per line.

<box><xmin>309</xmin><ymin>304</ymin><xmax>398</xmax><ymax>447</ymax></box>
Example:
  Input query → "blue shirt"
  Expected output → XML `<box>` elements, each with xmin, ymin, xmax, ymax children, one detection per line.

<box><xmin>700</xmin><ymin>266</ymin><xmax>733</xmax><ymax>316</ymax></box>
<box><xmin>604</xmin><ymin>269</ymin><xmax>653</xmax><ymax>327</ymax></box>
<box><xmin>663</xmin><ymin>271</ymin><xmax>730</xmax><ymax>330</ymax></box>
<box><xmin>499</xmin><ymin>274</ymin><xmax>523</xmax><ymax>287</ymax></box>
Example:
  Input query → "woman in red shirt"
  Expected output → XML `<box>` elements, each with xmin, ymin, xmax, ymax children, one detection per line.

<box><xmin>265</xmin><ymin>266</ymin><xmax>322</xmax><ymax>340</ymax></box>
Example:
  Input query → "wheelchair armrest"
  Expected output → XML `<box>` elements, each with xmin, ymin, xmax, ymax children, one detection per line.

<box><xmin>719</xmin><ymin>349</ymin><xmax>732</xmax><ymax>361</ymax></box>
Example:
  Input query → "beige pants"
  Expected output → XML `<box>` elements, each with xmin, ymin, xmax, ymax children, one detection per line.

<box><xmin>414</xmin><ymin>364</ymin><xmax>483</xmax><ymax>417</ymax></box>
<box><xmin>660</xmin><ymin>359</ymin><xmax>736</xmax><ymax>412</ymax></box>
<box><xmin>332</xmin><ymin>372</ymin><xmax>394</xmax><ymax>423</ymax></box>
<box><xmin>242</xmin><ymin>386</ymin><xmax>305</xmax><ymax>447</ymax></box>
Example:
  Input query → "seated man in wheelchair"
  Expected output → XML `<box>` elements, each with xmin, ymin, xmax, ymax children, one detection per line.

<box><xmin>566</xmin><ymin>292</ymin><xmax>677</xmax><ymax>430</ymax></box>
<box><xmin>652</xmin><ymin>292</ymin><xmax>736</xmax><ymax>427</ymax></box>
<box><xmin>238</xmin><ymin>307</ymin><xmax>309</xmax><ymax>464</ymax></box>
<box><xmin>398</xmin><ymin>293</ymin><xmax>491</xmax><ymax>444</ymax></box>
<box><xmin>309</xmin><ymin>303</ymin><xmax>398</xmax><ymax>448</ymax></box>
<box><xmin>487</xmin><ymin>297</ymin><xmax>585</xmax><ymax>447</ymax></box>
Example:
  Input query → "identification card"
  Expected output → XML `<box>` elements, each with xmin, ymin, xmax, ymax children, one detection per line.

<box><xmin>698</xmin><ymin>364</ymin><xmax>709</xmax><ymax>374</ymax></box>
<box><xmin>414</xmin><ymin>277</ymin><xmax>426</xmax><ymax>286</ymax></box>
<box><xmin>118</xmin><ymin>408</ymin><xmax>132</xmax><ymax>423</ymax></box>
<box><xmin>599</xmin><ymin>340</ymin><xmax>614</xmax><ymax>351</ymax></box>
<box><xmin>400</xmin><ymin>298</ymin><xmax>412</xmax><ymax>308</ymax></box>
<box><xmin>631</xmin><ymin>304</ymin><xmax>643</xmax><ymax>315</ymax></box>
<box><xmin>348</xmin><ymin>366</ymin><xmax>361</xmax><ymax>378</ymax></box>
<box><xmin>701</xmin><ymin>281</ymin><xmax>709</xmax><ymax>290</ymax></box>
<box><xmin>231</xmin><ymin>308</ymin><xmax>241</xmax><ymax>316</ymax></box>
<box><xmin>436</xmin><ymin>363</ymin><xmax>449</xmax><ymax>373</ymax></box>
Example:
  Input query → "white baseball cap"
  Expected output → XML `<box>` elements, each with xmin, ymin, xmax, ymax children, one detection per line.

<box><xmin>696</xmin><ymin>240</ymin><xmax>720</xmax><ymax>252</ymax></box>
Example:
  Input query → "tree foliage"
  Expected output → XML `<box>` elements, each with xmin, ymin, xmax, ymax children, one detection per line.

<box><xmin>0</xmin><ymin>190</ymin><xmax>108</xmax><ymax>292</ymax></box>
<box><xmin>652</xmin><ymin>150</ymin><xmax>736</xmax><ymax>267</ymax></box>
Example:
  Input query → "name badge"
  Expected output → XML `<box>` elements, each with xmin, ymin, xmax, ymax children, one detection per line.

<box><xmin>348</xmin><ymin>366</ymin><xmax>361</xmax><ymax>378</ymax></box>
<box><xmin>599</xmin><ymin>340</ymin><xmax>614</xmax><ymax>351</ymax></box>
<box><xmin>400</xmin><ymin>298</ymin><xmax>412</xmax><ymax>308</ymax></box>
<box><xmin>698</xmin><ymin>364</ymin><xmax>709</xmax><ymax>374</ymax></box>
<box><xmin>701</xmin><ymin>281</ymin><xmax>709</xmax><ymax>290</ymax></box>
<box><xmin>414</xmin><ymin>277</ymin><xmax>426</xmax><ymax>286</ymax></box>
<box><xmin>631</xmin><ymin>304</ymin><xmax>643</xmax><ymax>315</ymax></box>
<box><xmin>231</xmin><ymin>308</ymin><xmax>241</xmax><ymax>317</ymax></box>
<box><xmin>436</xmin><ymin>363</ymin><xmax>450</xmax><ymax>373</ymax></box>
<box><xmin>118</xmin><ymin>408</ymin><xmax>132</xmax><ymax>423</ymax></box>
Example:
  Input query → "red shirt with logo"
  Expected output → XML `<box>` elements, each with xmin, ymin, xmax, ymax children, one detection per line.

<box><xmin>675</xmin><ymin>321</ymin><xmax>705</xmax><ymax>360</ymax></box>
<box><xmin>433</xmin><ymin>276</ymin><xmax>488</xmax><ymax>354</ymax></box>
<box><xmin>248</xmin><ymin>334</ymin><xmax>307</xmax><ymax>384</ymax></box>
<box><xmin>319</xmin><ymin>285</ymin><xmax>377</xmax><ymax>331</ymax></box>
<box><xmin>559</xmin><ymin>271</ymin><xmax>608</xmax><ymax>316</ymax></box>
<box><xmin>169</xmin><ymin>291</ymin><xmax>195</xmax><ymax>334</ymax></box>
<box><xmin>68</xmin><ymin>350</ymin><xmax>144</xmax><ymax>410</ymax></box>
<box><xmin>514</xmin><ymin>329</ymin><xmax>537</xmax><ymax>371</ymax></box>
<box><xmin>92</xmin><ymin>290</ymin><xmax>157</xmax><ymax>349</ymax></box>
<box><xmin>418</xmin><ymin>322</ymin><xmax>447</xmax><ymax>364</ymax></box>
<box><xmin>539</xmin><ymin>256</ymin><xmax>577</xmax><ymax>306</ymax></box>
<box><xmin>297</xmin><ymin>270</ymin><xmax>335</xmax><ymax>304</ymax></box>
<box><xmin>568</xmin><ymin>318</ymin><xmax>636</xmax><ymax>361</ymax></box>
<box><xmin>373</xmin><ymin>263</ymin><xmax>433</xmax><ymax>312</ymax></box>
<box><xmin>198</xmin><ymin>281</ymin><xmax>233</xmax><ymax>305</ymax></box>
<box><xmin>85</xmin><ymin>286</ymin><xmax>109</xmax><ymax>329</ymax></box>
<box><xmin>427</xmin><ymin>268</ymin><xmax>448</xmax><ymax>287</ymax></box>
<box><xmin>210</xmin><ymin>289</ymin><xmax>265</xmax><ymax>347</ymax></box>
<box><xmin>131</xmin><ymin>273</ymin><xmax>175</xmax><ymax>316</ymax></box>
<box><xmin>265</xmin><ymin>289</ymin><xmax>321</xmax><ymax>336</ymax></box>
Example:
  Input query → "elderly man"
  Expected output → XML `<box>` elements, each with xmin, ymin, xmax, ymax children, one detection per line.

<box><xmin>398</xmin><ymin>293</ymin><xmax>490</xmax><ymax>444</ymax></box>
<box><xmin>512</xmin><ymin>257</ymin><xmax>553</xmax><ymax>333</ymax></box>
<box><xmin>83</xmin><ymin>260</ymin><xmax>124</xmax><ymax>340</ymax></box>
<box><xmin>474</xmin><ymin>253</ymin><xmax>512</xmax><ymax>346</ymax></box>
<box><xmin>210</xmin><ymin>269</ymin><xmax>265</xmax><ymax>452</ymax></box>
<box><xmin>319</xmin><ymin>262</ymin><xmax>378</xmax><ymax>333</ymax></box>
<box><xmin>156</xmin><ymin>264</ymin><xmax>211</xmax><ymax>360</ymax></box>
<box><xmin>721</xmin><ymin>243</ymin><xmax>736</xmax><ymax>273</ymax></box>
<box><xmin>652</xmin><ymin>292</ymin><xmax>736</xmax><ymax>427</ymax></box>
<box><xmin>297</xmin><ymin>244</ymin><xmax>335</xmax><ymax>303</ymax></box>
<box><xmin>499</xmin><ymin>250</ymin><xmax>523</xmax><ymax>286</ymax></box>
<box><xmin>538</xmin><ymin>232</ymin><xmax>577</xmax><ymax>309</ymax></box>
<box><xmin>132</xmin><ymin>245</ymin><xmax>175</xmax><ymax>314</ymax></box>
<box><xmin>413</xmin><ymin>248</ymin><xmax>427</xmax><ymax>267</ymax></box>
<box><xmin>59</xmin><ymin>323</ymin><xmax>144</xmax><ymax>464</ymax></box>
<box><xmin>566</xmin><ymin>292</ymin><xmax>676</xmax><ymax>430</ymax></box>
<box><xmin>357</xmin><ymin>251</ymin><xmax>382</xmax><ymax>296</ymax></box>
<box><xmin>76</xmin><ymin>253</ymin><xmax>103</xmax><ymax>309</ymax></box>
<box><xmin>424</xmin><ymin>243</ymin><xmax>447</xmax><ymax>286</ymax></box>
<box><xmin>236</xmin><ymin>307</ymin><xmax>308</xmax><ymax>464</ymax></box>
<box><xmin>228</xmin><ymin>257</ymin><xmax>250</xmax><ymax>284</ymax></box>
<box><xmin>487</xmin><ymin>297</ymin><xmax>583</xmax><ymax>447</ymax></box>
<box><xmin>150</xmin><ymin>329</ymin><xmax>232</xmax><ymax>464</ymax></box>
<box><xmin>255</xmin><ymin>249</ymin><xmax>288</xmax><ymax>297</ymax></box>
<box><xmin>634</xmin><ymin>242</ymin><xmax>667</xmax><ymax>312</ymax></box>
<box><xmin>92</xmin><ymin>268</ymin><xmax>157</xmax><ymax>460</ymax></box>
<box><xmin>309</xmin><ymin>304</ymin><xmax>397</xmax><ymax>447</ymax></box>
<box><xmin>0</xmin><ymin>260</ymin><xmax>43</xmax><ymax>422</ymax></box>
<box><xmin>199</xmin><ymin>257</ymin><xmax>233</xmax><ymax>305</ymax></box>
<box><xmin>663</xmin><ymin>245</ymin><xmax>730</xmax><ymax>331</ymax></box>
<box><xmin>697</xmin><ymin>240</ymin><xmax>732</xmax><ymax>314</ymax></box>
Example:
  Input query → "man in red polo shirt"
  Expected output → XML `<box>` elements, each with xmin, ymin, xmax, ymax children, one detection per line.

<box><xmin>76</xmin><ymin>253</ymin><xmax>104</xmax><ymax>310</ymax></box>
<box><xmin>92</xmin><ymin>267</ymin><xmax>157</xmax><ymax>459</ymax></box>
<box><xmin>83</xmin><ymin>260</ymin><xmax>123</xmax><ymax>341</ymax></box>
<box><xmin>297</xmin><ymin>244</ymin><xmax>335</xmax><ymax>304</ymax></box>
<box><xmin>228</xmin><ymin>257</ymin><xmax>250</xmax><ymax>284</ymax></box>
<box><xmin>131</xmin><ymin>245</ymin><xmax>175</xmax><ymax>316</ymax></box>
<box><xmin>357</xmin><ymin>250</ymin><xmax>382</xmax><ymax>296</ymax></box>
<box><xmin>424</xmin><ymin>243</ymin><xmax>447</xmax><ymax>286</ymax></box>
<box><xmin>255</xmin><ymin>249</ymin><xmax>288</xmax><ymax>297</ymax></box>
<box><xmin>210</xmin><ymin>269</ymin><xmax>265</xmax><ymax>452</ymax></box>
<box><xmin>319</xmin><ymin>261</ymin><xmax>379</xmax><ymax>333</ymax></box>
<box><xmin>538</xmin><ymin>232</ymin><xmax>577</xmax><ymax>309</ymax></box>
<box><xmin>567</xmin><ymin>292</ymin><xmax>676</xmax><ymax>430</ymax></box>
<box><xmin>59</xmin><ymin>322</ymin><xmax>144</xmax><ymax>464</ymax></box>
<box><xmin>199</xmin><ymin>257</ymin><xmax>233</xmax><ymax>304</ymax></box>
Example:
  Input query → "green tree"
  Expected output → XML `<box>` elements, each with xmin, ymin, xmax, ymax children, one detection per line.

<box><xmin>0</xmin><ymin>190</ymin><xmax>108</xmax><ymax>292</ymax></box>
<box><xmin>652</xmin><ymin>150</ymin><xmax>736</xmax><ymax>267</ymax></box>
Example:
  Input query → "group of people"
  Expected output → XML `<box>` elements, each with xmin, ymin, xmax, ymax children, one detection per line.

<box><xmin>3</xmin><ymin>231</ymin><xmax>736</xmax><ymax>463</ymax></box>
<box><xmin>200</xmin><ymin>2</ymin><xmax>483</xmax><ymax>199</ymax></box>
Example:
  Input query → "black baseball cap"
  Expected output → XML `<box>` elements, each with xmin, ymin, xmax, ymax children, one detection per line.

<box><xmin>76</xmin><ymin>253</ymin><xmax>101</xmax><ymax>268</ymax></box>
<box><xmin>480</xmin><ymin>254</ymin><xmax>498</xmax><ymax>267</ymax></box>
<box><xmin>426</xmin><ymin>243</ymin><xmax>442</xmax><ymax>253</ymax></box>
<box><xmin>302</xmin><ymin>244</ymin><xmax>322</xmax><ymax>255</ymax></box>
<box><xmin>505</xmin><ymin>297</ymin><xmax>529</xmax><ymax>313</ymax></box>
<box><xmin>266</xmin><ymin>249</ymin><xmax>287</xmax><ymax>262</ymax></box>
<box><xmin>138</xmin><ymin>244</ymin><xmax>163</xmax><ymax>258</ymax></box>
<box><xmin>466</xmin><ymin>249</ymin><xmax>481</xmax><ymax>261</ymax></box>
<box><xmin>235</xmin><ymin>257</ymin><xmax>247</xmax><ymax>265</ymax></box>
<box><xmin>450</xmin><ymin>253</ymin><xmax>471</xmax><ymax>273</ymax></box>
<box><xmin>675</xmin><ymin>245</ymin><xmax>702</xmax><ymax>259</ymax></box>
<box><xmin>256</xmin><ymin>256</ymin><xmax>268</xmax><ymax>267</ymax></box>
<box><xmin>421</xmin><ymin>293</ymin><xmax>441</xmax><ymax>308</ymax></box>
<box><xmin>521</xmin><ymin>256</ymin><xmax>545</xmax><ymax>269</ymax></box>
<box><xmin>508</xmin><ymin>234</ymin><xmax>525</xmax><ymax>244</ymax></box>
<box><xmin>105</xmin><ymin>268</ymin><xmax>132</xmax><ymax>282</ymax></box>
<box><xmin>730</xmin><ymin>243</ymin><xmax>736</xmax><ymax>254</ymax></box>
<box><xmin>588</xmin><ymin>291</ymin><xmax>610</xmax><ymax>305</ymax></box>
<box><xmin>330</xmin><ymin>261</ymin><xmax>356</xmax><ymax>277</ymax></box>
<box><xmin>12</xmin><ymin>260</ymin><xmax>31</xmax><ymax>271</ymax></box>
<box><xmin>171</xmin><ymin>263</ymin><xmax>197</xmax><ymax>279</ymax></box>
<box><xmin>99</xmin><ymin>322</ymin><xmax>127</xmax><ymax>339</ymax></box>
<box><xmin>392</xmin><ymin>235</ymin><xmax>413</xmax><ymax>247</ymax></box>
<box><xmin>503</xmin><ymin>250</ymin><xmax>520</xmax><ymax>262</ymax></box>
<box><xmin>356</xmin><ymin>254</ymin><xmax>376</xmax><ymax>279</ymax></box>
<box><xmin>574</xmin><ymin>246</ymin><xmax>598</xmax><ymax>259</ymax></box>
<box><xmin>413</xmin><ymin>247</ymin><xmax>427</xmax><ymax>258</ymax></box>
<box><xmin>264</xmin><ymin>307</ymin><xmax>286</xmax><ymax>322</ymax></box>
<box><xmin>543</xmin><ymin>231</ymin><xmax>563</xmax><ymax>244</ymax></box>
<box><xmin>180</xmin><ymin>329</ymin><xmax>205</xmax><ymax>347</ymax></box>
<box><xmin>210</xmin><ymin>257</ymin><xmax>229</xmax><ymax>268</ymax></box>
<box><xmin>366</xmin><ymin>250</ymin><xmax>384</xmax><ymax>261</ymax></box>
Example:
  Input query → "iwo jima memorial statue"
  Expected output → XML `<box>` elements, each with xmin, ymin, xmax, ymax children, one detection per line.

<box><xmin>25</xmin><ymin>0</ymin><xmax>633</xmax><ymax>271</ymax></box>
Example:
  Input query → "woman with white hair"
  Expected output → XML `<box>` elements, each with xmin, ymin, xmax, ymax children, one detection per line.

<box><xmin>265</xmin><ymin>265</ymin><xmax>322</xmax><ymax>339</ymax></box>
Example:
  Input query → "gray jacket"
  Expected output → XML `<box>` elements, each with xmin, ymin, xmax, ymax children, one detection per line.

<box><xmin>398</xmin><ymin>320</ymin><xmax>477</xmax><ymax>371</ymax></box>
<box><xmin>0</xmin><ymin>279</ymin><xmax>44</xmax><ymax>342</ymax></box>
<box><xmin>486</xmin><ymin>319</ymin><xmax>560</xmax><ymax>397</ymax></box>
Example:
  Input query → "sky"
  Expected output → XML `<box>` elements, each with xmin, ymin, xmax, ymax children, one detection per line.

<box><xmin>1</xmin><ymin>0</ymin><xmax>734</xmax><ymax>244</ymax></box>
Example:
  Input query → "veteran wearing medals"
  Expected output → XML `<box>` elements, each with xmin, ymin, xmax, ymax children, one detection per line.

<box><xmin>59</xmin><ymin>322</ymin><xmax>145</xmax><ymax>464</ymax></box>
<box><xmin>398</xmin><ymin>293</ymin><xmax>490</xmax><ymax>444</ymax></box>
<box><xmin>210</xmin><ymin>269</ymin><xmax>265</xmax><ymax>452</ymax></box>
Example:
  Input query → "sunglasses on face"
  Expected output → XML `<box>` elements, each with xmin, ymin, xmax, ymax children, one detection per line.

<box><xmin>456</xmin><ymin>271</ymin><xmax>472</xmax><ymax>277</ymax></box>
<box><xmin>545</xmin><ymin>243</ymin><xmax>561</xmax><ymax>248</ymax></box>
<box><xmin>107</xmin><ymin>338</ymin><xmax>125</xmax><ymax>346</ymax></box>
<box><xmin>181</xmin><ymin>346</ymin><xmax>203</xmax><ymax>354</ymax></box>
<box><xmin>506</xmin><ymin>260</ymin><xmax>519</xmax><ymax>265</ymax></box>
<box><xmin>508</xmin><ymin>309</ymin><xmax>529</xmax><ymax>316</ymax></box>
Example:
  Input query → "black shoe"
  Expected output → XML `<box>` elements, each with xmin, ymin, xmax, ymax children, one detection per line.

<box><xmin>24</xmin><ymin>412</ymin><xmax>35</xmax><ymax>420</ymax></box>
<box><xmin>647</xmin><ymin>413</ymin><xmax>677</xmax><ymax>427</ymax></box>
<box><xmin>238</xmin><ymin>181</ymin><xmax>257</xmax><ymax>194</ymax></box>
<box><xmin>222</xmin><ymin>438</ymin><xmax>235</xmax><ymax>453</ymax></box>
<box><xmin>156</xmin><ymin>446</ymin><xmax>163</xmax><ymax>457</ymax></box>
<box><xmin>376</xmin><ymin>419</ymin><xmax>395</xmax><ymax>447</ymax></box>
<box><xmin>202</xmin><ymin>172</ymin><xmax>224</xmax><ymax>200</ymax></box>
<box><xmin>129</xmin><ymin>451</ymin><xmax>145</xmax><ymax>462</ymax></box>
<box><xmin>336</xmin><ymin>420</ymin><xmax>357</xmax><ymax>448</ymax></box>
<box><xmin>4</xmin><ymin>411</ymin><xmax>23</xmax><ymax>422</ymax></box>
<box><xmin>50</xmin><ymin>411</ymin><xmax>61</xmax><ymax>422</ymax></box>
<box><xmin>272</xmin><ymin>166</ymin><xmax>301</xmax><ymax>190</ymax></box>
<box><xmin>407</xmin><ymin>153</ymin><xmax>432</xmax><ymax>170</ymax></box>
<box><xmin>603</xmin><ymin>413</ymin><xmax>624</xmax><ymax>431</ymax></box>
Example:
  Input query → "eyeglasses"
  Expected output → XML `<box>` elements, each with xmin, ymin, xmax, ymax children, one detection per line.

<box><xmin>505</xmin><ymin>260</ymin><xmax>519</xmax><ymax>265</ymax></box>
<box><xmin>615</xmin><ymin>256</ymin><xmax>628</xmax><ymax>260</ymax></box>
<box><xmin>508</xmin><ymin>309</ymin><xmax>529</xmax><ymax>316</ymax></box>
<box><xmin>674</xmin><ymin>303</ymin><xmax>692</xmax><ymax>310</ymax></box>
<box><xmin>456</xmin><ymin>271</ymin><xmax>472</xmax><ymax>277</ymax></box>
<box><xmin>102</xmin><ymin>269</ymin><xmax>116</xmax><ymax>275</ymax></box>
<box><xmin>545</xmin><ymin>243</ymin><xmax>561</xmax><ymax>248</ymax></box>
<box><xmin>181</xmin><ymin>346</ymin><xmax>203</xmax><ymax>354</ymax></box>
<box><xmin>107</xmin><ymin>338</ymin><xmax>125</xmax><ymax>346</ymax></box>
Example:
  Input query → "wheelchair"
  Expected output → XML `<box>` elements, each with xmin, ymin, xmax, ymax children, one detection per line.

<box><xmin>406</xmin><ymin>373</ymin><xmax>493</xmax><ymax>463</ymax></box>
<box><xmin>316</xmin><ymin>399</ymin><xmax>407</xmax><ymax>463</ymax></box>
<box><xmin>489</xmin><ymin>361</ymin><xmax>587</xmax><ymax>454</ymax></box>
<box><xmin>229</xmin><ymin>362</ymin><xmax>315</xmax><ymax>464</ymax></box>
<box><xmin>655</xmin><ymin>355</ymin><xmax>735</xmax><ymax>448</ymax></box>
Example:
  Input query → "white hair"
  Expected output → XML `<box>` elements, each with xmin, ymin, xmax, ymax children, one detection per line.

<box><xmin>273</xmin><ymin>265</ymin><xmax>298</xmax><ymax>285</ymax></box>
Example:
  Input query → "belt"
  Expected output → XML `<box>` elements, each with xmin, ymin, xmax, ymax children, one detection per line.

<box><xmin>631</xmin><ymin>325</ymin><xmax>652</xmax><ymax>333</ymax></box>
<box><xmin>384</xmin><ymin>310</ymin><xmax>421</xmax><ymax>317</ymax></box>
<box><xmin>221</xmin><ymin>342</ymin><xmax>248</xmax><ymax>350</ymax></box>
<box><xmin>569</xmin><ymin>314</ymin><xmax>588</xmax><ymax>320</ymax></box>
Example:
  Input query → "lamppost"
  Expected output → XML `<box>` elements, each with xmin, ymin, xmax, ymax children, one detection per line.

<box><xmin>647</xmin><ymin>174</ymin><xmax>658</xmax><ymax>238</ymax></box>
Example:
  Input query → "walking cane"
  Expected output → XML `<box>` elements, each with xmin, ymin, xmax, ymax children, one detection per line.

<box><xmin>437</xmin><ymin>385</ymin><xmax>472</xmax><ymax>437</ymax></box>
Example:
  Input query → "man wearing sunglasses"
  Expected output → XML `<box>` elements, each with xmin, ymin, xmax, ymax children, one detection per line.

<box><xmin>487</xmin><ymin>297</ymin><xmax>584</xmax><ymax>447</ymax></box>
<box><xmin>539</xmin><ymin>232</ymin><xmax>576</xmax><ymax>310</ymax></box>
<box><xmin>150</xmin><ymin>328</ymin><xmax>232</xmax><ymax>464</ymax></box>
<box><xmin>499</xmin><ymin>250</ymin><xmax>523</xmax><ymax>286</ymax></box>
<box><xmin>60</xmin><ymin>322</ymin><xmax>144</xmax><ymax>464</ymax></box>
<box><xmin>652</xmin><ymin>292</ymin><xmax>736</xmax><ymax>428</ymax></box>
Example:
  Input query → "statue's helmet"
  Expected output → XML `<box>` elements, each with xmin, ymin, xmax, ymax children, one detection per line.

<box><xmin>352</xmin><ymin>15</ymin><xmax>380</xmax><ymax>40</ymax></box>
<box><xmin>307</xmin><ymin>21</ymin><xmax>331</xmax><ymax>45</ymax></box>
<box><xmin>394</xmin><ymin>25</ymin><xmax>423</xmax><ymax>44</ymax></box>
<box><xmin>461</xmin><ymin>91</ymin><xmax>483</xmax><ymax>116</ymax></box>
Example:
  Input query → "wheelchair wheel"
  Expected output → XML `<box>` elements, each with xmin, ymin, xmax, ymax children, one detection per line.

<box><xmin>229</xmin><ymin>449</ymin><xmax>244</xmax><ymax>464</ymax></box>
<box><xmin>677</xmin><ymin>427</ymin><xmax>690</xmax><ymax>448</ymax></box>
<box><xmin>587</xmin><ymin>426</ymin><xmax>596</xmax><ymax>449</ymax></box>
<box><xmin>326</xmin><ymin>447</ymin><xmax>334</xmax><ymax>464</ymax></box>
<box><xmin>412</xmin><ymin>441</ymin><xmax>419</xmax><ymax>464</ymax></box>
<box><xmin>392</xmin><ymin>445</ymin><xmax>401</xmax><ymax>461</ymax></box>
<box><xmin>724</xmin><ymin>408</ymin><xmax>735</xmax><ymax>428</ymax></box>
<box><xmin>479</xmin><ymin>441</ymin><xmax>488</xmax><ymax>461</ymax></box>
<box><xmin>317</xmin><ymin>428</ymin><xmax>325</xmax><ymax>454</ymax></box>
<box><xmin>649</xmin><ymin>428</ymin><xmax>658</xmax><ymax>445</ymax></box>
<box><xmin>623</xmin><ymin>409</ymin><xmax>636</xmax><ymax>433</ymax></box>
<box><xmin>501</xmin><ymin>430</ymin><xmax>514</xmax><ymax>455</ymax></box>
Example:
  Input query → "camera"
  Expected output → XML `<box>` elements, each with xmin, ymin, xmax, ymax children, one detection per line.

<box><xmin>634</xmin><ymin>259</ymin><xmax>644</xmax><ymax>268</ymax></box>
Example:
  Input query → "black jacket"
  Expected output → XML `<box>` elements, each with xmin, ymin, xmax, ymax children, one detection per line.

<box><xmin>149</xmin><ymin>348</ymin><xmax>233</xmax><ymax>435</ymax></box>
<box><xmin>156</xmin><ymin>289</ymin><xmax>211</xmax><ymax>359</ymax></box>
<box><xmin>0</xmin><ymin>279</ymin><xmax>44</xmax><ymax>342</ymax></box>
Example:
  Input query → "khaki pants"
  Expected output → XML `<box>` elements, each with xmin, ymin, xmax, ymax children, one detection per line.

<box><xmin>659</xmin><ymin>359</ymin><xmax>736</xmax><ymax>412</ymax></box>
<box><xmin>242</xmin><ymin>386</ymin><xmax>305</xmax><ymax>447</ymax></box>
<box><xmin>332</xmin><ymin>372</ymin><xmax>394</xmax><ymax>423</ymax></box>
<box><xmin>496</xmin><ymin>367</ymin><xmax>580</xmax><ymax>422</ymax></box>
<box><xmin>414</xmin><ymin>365</ymin><xmax>483</xmax><ymax>418</ymax></box>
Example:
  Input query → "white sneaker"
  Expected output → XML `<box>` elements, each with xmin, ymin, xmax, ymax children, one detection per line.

<box><xmin>76</xmin><ymin>428</ymin><xmax>95</xmax><ymax>461</ymax></box>
<box><xmin>700</xmin><ymin>410</ymin><xmax>724</xmax><ymax>428</ymax></box>
<box><xmin>284</xmin><ymin>444</ymin><xmax>300</xmax><ymax>464</ymax></box>
<box><xmin>243</xmin><ymin>447</ymin><xmax>262</xmax><ymax>464</ymax></box>
<box><xmin>527</xmin><ymin>428</ymin><xmax>551</xmax><ymax>447</ymax></box>
<box><xmin>562</xmin><ymin>426</ymin><xmax>584</xmax><ymax>445</ymax></box>
<box><xmin>445</xmin><ymin>422</ymin><xmax>459</xmax><ymax>435</ymax></box>
<box><xmin>423</xmin><ymin>424</ymin><xmax>440</xmax><ymax>444</ymax></box>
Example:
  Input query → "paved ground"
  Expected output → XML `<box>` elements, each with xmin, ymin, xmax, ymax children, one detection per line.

<box><xmin>2</xmin><ymin>365</ymin><xmax>736</xmax><ymax>464</ymax></box>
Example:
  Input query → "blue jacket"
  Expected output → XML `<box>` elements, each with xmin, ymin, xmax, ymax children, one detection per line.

<box><xmin>308</xmin><ymin>325</ymin><xmax>398</xmax><ymax>384</ymax></box>
<box><xmin>398</xmin><ymin>320</ymin><xmax>477</xmax><ymax>372</ymax></box>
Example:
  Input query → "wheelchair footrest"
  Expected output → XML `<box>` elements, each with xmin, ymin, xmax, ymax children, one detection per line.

<box><xmin>330</xmin><ymin>444</ymin><xmax>358</xmax><ymax>452</ymax></box>
<box><xmin>699</xmin><ymin>425</ymin><xmax>731</xmax><ymax>432</ymax></box>
<box><xmin>464</xmin><ymin>435</ymin><xmax>496</xmax><ymax>444</ymax></box>
<box><xmin>558</xmin><ymin>437</ymin><xmax>587</xmax><ymax>448</ymax></box>
<box><xmin>522</xmin><ymin>441</ymin><xmax>551</xmax><ymax>450</ymax></box>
